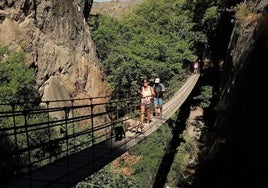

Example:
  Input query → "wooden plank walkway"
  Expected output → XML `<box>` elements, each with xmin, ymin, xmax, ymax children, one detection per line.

<box><xmin>1</xmin><ymin>74</ymin><xmax>199</xmax><ymax>188</ymax></box>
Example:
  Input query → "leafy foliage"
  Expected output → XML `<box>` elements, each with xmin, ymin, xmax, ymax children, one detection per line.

<box><xmin>166</xmin><ymin>126</ymin><xmax>199</xmax><ymax>187</ymax></box>
<box><xmin>193</xmin><ymin>85</ymin><xmax>213</xmax><ymax>108</ymax></box>
<box><xmin>125</xmin><ymin>125</ymin><xmax>173</xmax><ymax>187</ymax></box>
<box><xmin>78</xmin><ymin>123</ymin><xmax>172</xmax><ymax>188</ymax></box>
<box><xmin>0</xmin><ymin>46</ymin><xmax>50</xmax><ymax>179</ymax></box>
<box><xmin>0</xmin><ymin>46</ymin><xmax>39</xmax><ymax>104</ymax></box>
<box><xmin>89</xmin><ymin>0</ymin><xmax>208</xmax><ymax>99</ymax></box>
<box><xmin>202</xmin><ymin>5</ymin><xmax>220</xmax><ymax>36</ymax></box>
<box><xmin>77</xmin><ymin>168</ymin><xmax>138</xmax><ymax>188</ymax></box>
<box><xmin>80</xmin><ymin>0</ymin><xmax>222</xmax><ymax>186</ymax></box>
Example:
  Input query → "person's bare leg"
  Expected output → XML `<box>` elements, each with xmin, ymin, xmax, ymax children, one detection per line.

<box><xmin>147</xmin><ymin>108</ymin><xmax>151</xmax><ymax>123</ymax></box>
<box><xmin>140</xmin><ymin>105</ymin><xmax>145</xmax><ymax>124</ymax></box>
<box><xmin>154</xmin><ymin>105</ymin><xmax>159</xmax><ymax>117</ymax></box>
<box><xmin>159</xmin><ymin>106</ymin><xmax>162</xmax><ymax>117</ymax></box>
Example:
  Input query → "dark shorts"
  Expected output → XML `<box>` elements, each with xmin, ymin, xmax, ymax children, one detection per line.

<box><xmin>145</xmin><ymin>102</ymin><xmax>153</xmax><ymax>109</ymax></box>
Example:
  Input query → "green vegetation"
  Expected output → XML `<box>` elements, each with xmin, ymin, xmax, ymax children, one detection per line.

<box><xmin>0</xmin><ymin>46</ymin><xmax>66</xmax><ymax>178</ymax></box>
<box><xmin>0</xmin><ymin>46</ymin><xmax>43</xmax><ymax>179</ymax></box>
<box><xmin>202</xmin><ymin>6</ymin><xmax>220</xmax><ymax>33</ymax></box>
<box><xmin>0</xmin><ymin>0</ymin><xmax>223</xmax><ymax>184</ymax></box>
<box><xmin>0</xmin><ymin>46</ymin><xmax>39</xmax><ymax>104</ymax></box>
<box><xmin>84</xmin><ymin>115</ymin><xmax>200</xmax><ymax>187</ymax></box>
<box><xmin>128</xmin><ymin>125</ymin><xmax>173</xmax><ymax>187</ymax></box>
<box><xmin>166</xmin><ymin>129</ymin><xmax>199</xmax><ymax>186</ymax></box>
<box><xmin>84</xmin><ymin>121</ymin><xmax>173</xmax><ymax>188</ymax></box>
<box><xmin>0</xmin><ymin>45</ymin><xmax>41</xmax><ymax>129</ymax></box>
<box><xmin>194</xmin><ymin>85</ymin><xmax>213</xmax><ymax>108</ymax></box>
<box><xmin>89</xmin><ymin>0</ymin><xmax>211</xmax><ymax>99</ymax></box>
<box><xmin>76</xmin><ymin>168</ymin><xmax>139</xmax><ymax>188</ymax></box>
<box><xmin>82</xmin><ymin>0</ymin><xmax>222</xmax><ymax>187</ymax></box>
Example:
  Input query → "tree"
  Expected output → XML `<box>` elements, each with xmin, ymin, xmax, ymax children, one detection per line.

<box><xmin>89</xmin><ymin>0</ymin><xmax>204</xmax><ymax>99</ymax></box>
<box><xmin>0</xmin><ymin>46</ymin><xmax>40</xmax><ymax>105</ymax></box>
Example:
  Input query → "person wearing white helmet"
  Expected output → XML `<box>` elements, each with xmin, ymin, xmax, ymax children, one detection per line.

<box><xmin>153</xmin><ymin>78</ymin><xmax>165</xmax><ymax>118</ymax></box>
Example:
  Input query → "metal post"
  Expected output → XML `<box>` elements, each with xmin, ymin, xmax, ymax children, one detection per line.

<box><xmin>23</xmin><ymin>109</ymin><xmax>32</xmax><ymax>188</ymax></box>
<box><xmin>71</xmin><ymin>99</ymin><xmax>75</xmax><ymax>149</ymax></box>
<box><xmin>64</xmin><ymin>107</ymin><xmax>70</xmax><ymax>183</ymax></box>
<box><xmin>11</xmin><ymin>103</ymin><xmax>19</xmax><ymax>173</ymax></box>
<box><xmin>46</xmin><ymin>101</ymin><xmax>51</xmax><ymax>142</ymax></box>
<box><xmin>90</xmin><ymin>98</ymin><xmax>95</xmax><ymax>169</ymax></box>
<box><xmin>46</xmin><ymin>101</ymin><xmax>52</xmax><ymax>162</ymax></box>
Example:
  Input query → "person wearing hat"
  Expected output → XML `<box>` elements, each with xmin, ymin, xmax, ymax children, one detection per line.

<box><xmin>153</xmin><ymin>78</ymin><xmax>165</xmax><ymax>118</ymax></box>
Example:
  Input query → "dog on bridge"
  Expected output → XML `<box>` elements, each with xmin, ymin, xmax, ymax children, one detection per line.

<box><xmin>113</xmin><ymin>125</ymin><xmax>126</xmax><ymax>141</ymax></box>
<box><xmin>111</xmin><ymin>117</ymin><xmax>143</xmax><ymax>141</ymax></box>
<box><xmin>123</xmin><ymin>117</ymin><xmax>143</xmax><ymax>134</ymax></box>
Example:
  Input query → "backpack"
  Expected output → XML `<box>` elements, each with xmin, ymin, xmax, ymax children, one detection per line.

<box><xmin>154</xmin><ymin>84</ymin><xmax>163</xmax><ymax>98</ymax></box>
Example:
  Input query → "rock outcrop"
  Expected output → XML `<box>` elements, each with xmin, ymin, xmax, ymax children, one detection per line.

<box><xmin>0</xmin><ymin>0</ymin><xmax>108</xmax><ymax>102</ymax></box>
<box><xmin>192</xmin><ymin>0</ymin><xmax>268</xmax><ymax>187</ymax></box>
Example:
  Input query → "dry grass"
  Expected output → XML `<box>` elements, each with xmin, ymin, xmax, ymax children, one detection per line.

<box><xmin>235</xmin><ymin>2</ymin><xmax>260</xmax><ymax>27</ymax></box>
<box><xmin>90</xmin><ymin>0</ymin><xmax>142</xmax><ymax>19</ymax></box>
<box><xmin>110</xmin><ymin>151</ymin><xmax>141</xmax><ymax>176</ymax></box>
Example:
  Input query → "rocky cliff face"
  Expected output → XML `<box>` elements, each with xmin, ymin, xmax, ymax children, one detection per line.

<box><xmin>0</xmin><ymin>0</ymin><xmax>107</xmax><ymax>102</ymax></box>
<box><xmin>193</xmin><ymin>0</ymin><xmax>268</xmax><ymax>187</ymax></box>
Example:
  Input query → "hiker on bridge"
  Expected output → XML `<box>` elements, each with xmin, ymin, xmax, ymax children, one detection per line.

<box><xmin>193</xmin><ymin>59</ymin><xmax>199</xmax><ymax>74</ymax></box>
<box><xmin>137</xmin><ymin>78</ymin><xmax>155</xmax><ymax>126</ymax></box>
<box><xmin>153</xmin><ymin>78</ymin><xmax>165</xmax><ymax>118</ymax></box>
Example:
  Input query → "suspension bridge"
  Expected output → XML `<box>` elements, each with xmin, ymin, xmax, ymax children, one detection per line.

<box><xmin>0</xmin><ymin>74</ymin><xmax>199</xmax><ymax>188</ymax></box>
